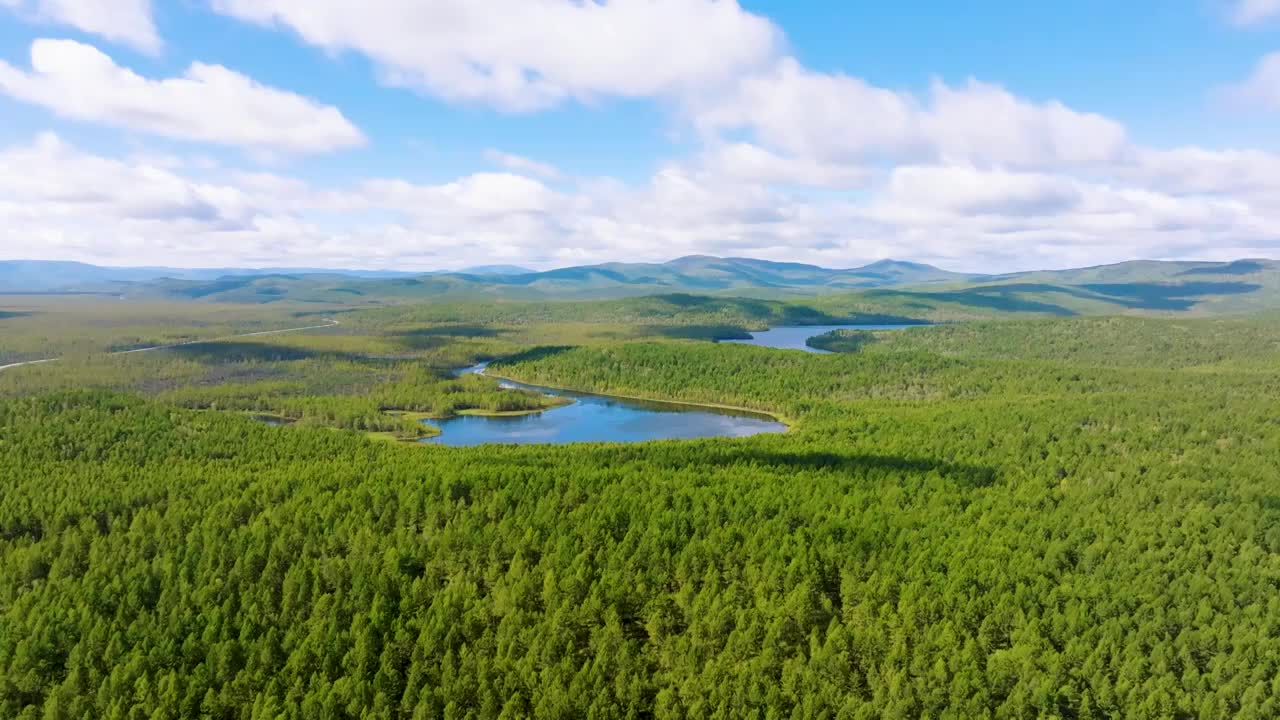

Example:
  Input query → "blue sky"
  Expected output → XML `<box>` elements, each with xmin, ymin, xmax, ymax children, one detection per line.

<box><xmin>1</xmin><ymin>0</ymin><xmax>1279</xmax><ymax>271</ymax></box>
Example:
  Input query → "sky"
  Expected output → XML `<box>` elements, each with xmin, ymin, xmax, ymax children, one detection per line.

<box><xmin>1</xmin><ymin>1</ymin><xmax>1279</xmax><ymax>272</ymax></box>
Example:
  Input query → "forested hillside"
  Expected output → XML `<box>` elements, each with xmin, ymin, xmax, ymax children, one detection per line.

<box><xmin>3</xmin><ymin>306</ymin><xmax>1280</xmax><ymax>717</ymax></box>
<box><xmin>0</xmin><ymin>256</ymin><xmax>976</xmax><ymax>300</ymax></box>
<box><xmin>0</xmin><ymin>301</ymin><xmax>310</xmax><ymax>366</ymax></box>
<box><xmin>806</xmin><ymin>315</ymin><xmax>1280</xmax><ymax>369</ymax></box>
<box><xmin>10</xmin><ymin>256</ymin><xmax>1277</xmax><ymax>316</ymax></box>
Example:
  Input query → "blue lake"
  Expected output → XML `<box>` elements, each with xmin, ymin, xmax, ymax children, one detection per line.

<box><xmin>424</xmin><ymin>324</ymin><xmax>917</xmax><ymax>446</ymax></box>
<box><xmin>721</xmin><ymin>324</ymin><xmax>920</xmax><ymax>353</ymax></box>
<box><xmin>423</xmin><ymin>367</ymin><xmax>786</xmax><ymax>447</ymax></box>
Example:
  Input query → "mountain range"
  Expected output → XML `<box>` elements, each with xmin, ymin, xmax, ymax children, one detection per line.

<box><xmin>3</xmin><ymin>256</ymin><xmax>1278</xmax><ymax>318</ymax></box>
<box><xmin>0</xmin><ymin>256</ymin><xmax>977</xmax><ymax>297</ymax></box>
<box><xmin>0</xmin><ymin>260</ymin><xmax>534</xmax><ymax>293</ymax></box>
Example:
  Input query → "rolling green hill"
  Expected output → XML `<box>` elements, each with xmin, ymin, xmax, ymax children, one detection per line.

<box><xmin>92</xmin><ymin>255</ymin><xmax>978</xmax><ymax>303</ymax></box>
<box><xmin>10</xmin><ymin>256</ymin><xmax>1280</xmax><ymax>319</ymax></box>
<box><xmin>808</xmin><ymin>259</ymin><xmax>1280</xmax><ymax>321</ymax></box>
<box><xmin>0</xmin><ymin>261</ymin><xmax>422</xmax><ymax>292</ymax></box>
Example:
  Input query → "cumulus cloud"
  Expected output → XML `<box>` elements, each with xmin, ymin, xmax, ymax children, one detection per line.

<box><xmin>691</xmin><ymin>58</ymin><xmax>922</xmax><ymax>164</ymax></box>
<box><xmin>0</xmin><ymin>39</ymin><xmax>365</xmax><ymax>154</ymax></box>
<box><xmin>0</xmin><ymin>0</ymin><xmax>160</xmax><ymax>53</ymax></box>
<box><xmin>0</xmin><ymin>133</ymin><xmax>256</xmax><ymax>265</ymax></box>
<box><xmin>702</xmin><ymin>142</ymin><xmax>872</xmax><ymax>189</ymax></box>
<box><xmin>4</xmin><ymin>3</ymin><xmax>1280</xmax><ymax>273</ymax></box>
<box><xmin>885</xmin><ymin>166</ymin><xmax>1083</xmax><ymax>217</ymax></box>
<box><xmin>921</xmin><ymin>80</ymin><xmax>1128</xmax><ymax>166</ymax></box>
<box><xmin>1222</xmin><ymin>52</ymin><xmax>1280</xmax><ymax>110</ymax></box>
<box><xmin>865</xmin><ymin>159</ymin><xmax>1277</xmax><ymax>266</ymax></box>
<box><xmin>0</xmin><ymin>133</ymin><xmax>578</xmax><ymax>268</ymax></box>
<box><xmin>3</xmin><ymin>134</ymin><xmax>1278</xmax><ymax>273</ymax></box>
<box><xmin>1123</xmin><ymin>146</ymin><xmax>1280</xmax><ymax>197</ymax></box>
<box><xmin>210</xmin><ymin>0</ymin><xmax>780</xmax><ymax>112</ymax></box>
<box><xmin>692</xmin><ymin>58</ymin><xmax>1128</xmax><ymax>172</ymax></box>
<box><xmin>360</xmin><ymin>173</ymin><xmax>563</xmax><ymax>218</ymax></box>
<box><xmin>875</xmin><ymin>164</ymin><xmax>1259</xmax><ymax>234</ymax></box>
<box><xmin>483</xmin><ymin>150</ymin><xmax>563</xmax><ymax>180</ymax></box>
<box><xmin>1231</xmin><ymin>0</ymin><xmax>1280</xmax><ymax>25</ymax></box>
<box><xmin>696</xmin><ymin>53</ymin><xmax>1280</xmax><ymax>195</ymax></box>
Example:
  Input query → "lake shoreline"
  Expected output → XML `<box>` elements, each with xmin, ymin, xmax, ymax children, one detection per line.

<box><xmin>720</xmin><ymin>322</ymin><xmax>923</xmax><ymax>354</ymax></box>
<box><xmin>479</xmin><ymin>368</ymin><xmax>794</xmax><ymax>430</ymax></box>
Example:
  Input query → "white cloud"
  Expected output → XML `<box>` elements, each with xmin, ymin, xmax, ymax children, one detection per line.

<box><xmin>886</xmin><ymin>166</ymin><xmax>1083</xmax><ymax>217</ymax></box>
<box><xmin>360</xmin><ymin>173</ymin><xmax>562</xmax><ymax>218</ymax></box>
<box><xmin>0</xmin><ymin>133</ymin><xmax>255</xmax><ymax>253</ymax></box>
<box><xmin>1124</xmin><ymin>146</ymin><xmax>1280</xmax><ymax>197</ymax></box>
<box><xmin>921</xmin><ymin>79</ymin><xmax>1128</xmax><ymax>166</ymax></box>
<box><xmin>0</xmin><ymin>0</ymin><xmax>160</xmax><ymax>53</ymax></box>
<box><xmin>681</xmin><ymin>51</ymin><xmax>1280</xmax><ymax>214</ymax></box>
<box><xmin>692</xmin><ymin>58</ymin><xmax>922</xmax><ymax>163</ymax></box>
<box><xmin>860</xmin><ymin>162</ymin><xmax>1274</xmax><ymax>268</ymax></box>
<box><xmin>4</xmin><ymin>134</ymin><xmax>1277</xmax><ymax>273</ymax></box>
<box><xmin>1231</xmin><ymin>0</ymin><xmax>1280</xmax><ymax>25</ymax></box>
<box><xmin>701</xmin><ymin>142</ymin><xmax>872</xmax><ymax>189</ymax></box>
<box><xmin>692</xmin><ymin>58</ymin><xmax>1128</xmax><ymax>170</ymax></box>
<box><xmin>9</xmin><ymin>3</ymin><xmax>1280</xmax><ymax>274</ymax></box>
<box><xmin>209</xmin><ymin>0</ymin><xmax>780</xmax><ymax>112</ymax></box>
<box><xmin>483</xmin><ymin>150</ymin><xmax>563</xmax><ymax>180</ymax></box>
<box><xmin>0</xmin><ymin>39</ymin><xmax>365</xmax><ymax>154</ymax></box>
<box><xmin>0</xmin><ymin>133</ymin><xmax>581</xmax><ymax>268</ymax></box>
<box><xmin>1222</xmin><ymin>52</ymin><xmax>1280</xmax><ymax>110</ymax></box>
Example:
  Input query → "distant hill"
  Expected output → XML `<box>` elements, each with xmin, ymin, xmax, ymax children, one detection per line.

<box><xmin>458</xmin><ymin>265</ymin><xmax>534</xmax><ymax>275</ymax></box>
<box><xmin>4</xmin><ymin>256</ymin><xmax>1279</xmax><ymax>318</ymax></box>
<box><xmin>47</xmin><ymin>255</ymin><xmax>980</xmax><ymax>303</ymax></box>
<box><xmin>0</xmin><ymin>260</ymin><xmax>419</xmax><ymax>293</ymax></box>
<box><xmin>421</xmin><ymin>255</ymin><xmax>978</xmax><ymax>299</ymax></box>
<box><xmin>0</xmin><ymin>255</ymin><xmax>977</xmax><ymax>299</ymax></box>
<box><xmin>0</xmin><ymin>261</ymin><xmax>181</xmax><ymax>292</ymax></box>
<box><xmin>808</xmin><ymin>258</ymin><xmax>1280</xmax><ymax>321</ymax></box>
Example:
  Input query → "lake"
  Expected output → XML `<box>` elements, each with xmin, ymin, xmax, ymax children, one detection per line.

<box><xmin>722</xmin><ymin>324</ymin><xmax>920</xmax><ymax>353</ymax></box>
<box><xmin>424</xmin><ymin>366</ymin><xmax>786</xmax><ymax>446</ymax></box>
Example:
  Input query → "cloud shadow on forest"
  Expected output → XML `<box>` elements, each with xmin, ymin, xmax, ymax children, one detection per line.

<box><xmin>642</xmin><ymin>325</ymin><xmax>755</xmax><ymax>341</ymax></box>
<box><xmin>1076</xmin><ymin>282</ymin><xmax>1261</xmax><ymax>311</ymax></box>
<box><xmin>572</xmin><ymin>443</ymin><xmax>999</xmax><ymax>491</ymax></box>
<box><xmin>1176</xmin><ymin>261</ymin><xmax>1265</xmax><ymax>277</ymax></box>
<box><xmin>397</xmin><ymin>325</ymin><xmax>510</xmax><ymax>350</ymax></box>
<box><xmin>866</xmin><ymin>287</ymin><xmax>1077</xmax><ymax>316</ymax></box>
<box><xmin>731</xmin><ymin>448</ymin><xmax>998</xmax><ymax>489</ymax></box>
<box><xmin>493</xmin><ymin>345</ymin><xmax>576</xmax><ymax>366</ymax></box>
<box><xmin>162</xmin><ymin>341</ymin><xmax>369</xmax><ymax>364</ymax></box>
<box><xmin>867</xmin><ymin>279</ymin><xmax>1264</xmax><ymax>315</ymax></box>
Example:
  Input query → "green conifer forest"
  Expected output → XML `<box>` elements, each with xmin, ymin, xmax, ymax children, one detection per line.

<box><xmin>2</xmin><ymin>300</ymin><xmax>1279</xmax><ymax>718</ymax></box>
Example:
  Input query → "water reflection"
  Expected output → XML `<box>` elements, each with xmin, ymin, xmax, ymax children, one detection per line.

<box><xmin>425</xmin><ymin>365</ymin><xmax>785</xmax><ymax>446</ymax></box>
<box><xmin>721</xmin><ymin>324</ymin><xmax>919</xmax><ymax>353</ymax></box>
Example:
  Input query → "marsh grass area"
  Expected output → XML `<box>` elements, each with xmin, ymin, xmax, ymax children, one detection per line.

<box><xmin>5</xmin><ymin>297</ymin><xmax>1280</xmax><ymax>716</ymax></box>
<box><xmin>0</xmin><ymin>301</ymin><xmax>591</xmax><ymax>441</ymax></box>
<box><xmin>0</xmin><ymin>297</ymin><xmax>812</xmax><ymax>444</ymax></box>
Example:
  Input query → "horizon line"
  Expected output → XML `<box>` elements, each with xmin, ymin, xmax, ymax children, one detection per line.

<box><xmin>1</xmin><ymin>254</ymin><xmax>1274</xmax><ymax>278</ymax></box>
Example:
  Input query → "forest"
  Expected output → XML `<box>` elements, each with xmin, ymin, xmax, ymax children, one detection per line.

<box><xmin>2</xmin><ymin>298</ymin><xmax>1280</xmax><ymax>718</ymax></box>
